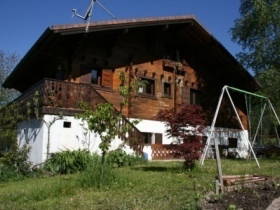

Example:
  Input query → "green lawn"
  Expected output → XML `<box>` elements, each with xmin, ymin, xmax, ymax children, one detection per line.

<box><xmin>0</xmin><ymin>159</ymin><xmax>280</xmax><ymax>210</ymax></box>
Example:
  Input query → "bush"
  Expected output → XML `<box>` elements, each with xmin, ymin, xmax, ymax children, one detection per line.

<box><xmin>79</xmin><ymin>159</ymin><xmax>116</xmax><ymax>189</ymax></box>
<box><xmin>0</xmin><ymin>145</ymin><xmax>32</xmax><ymax>181</ymax></box>
<box><xmin>0</xmin><ymin>163</ymin><xmax>23</xmax><ymax>182</ymax></box>
<box><xmin>106</xmin><ymin>149</ymin><xmax>145</xmax><ymax>168</ymax></box>
<box><xmin>44</xmin><ymin>150</ymin><xmax>98</xmax><ymax>174</ymax></box>
<box><xmin>1</xmin><ymin>145</ymin><xmax>31</xmax><ymax>175</ymax></box>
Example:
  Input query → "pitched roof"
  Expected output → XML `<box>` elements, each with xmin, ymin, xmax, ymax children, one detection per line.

<box><xmin>3</xmin><ymin>15</ymin><xmax>259</xmax><ymax>91</ymax></box>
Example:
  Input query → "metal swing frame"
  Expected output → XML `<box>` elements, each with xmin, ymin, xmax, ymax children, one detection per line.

<box><xmin>199</xmin><ymin>85</ymin><xmax>280</xmax><ymax>192</ymax></box>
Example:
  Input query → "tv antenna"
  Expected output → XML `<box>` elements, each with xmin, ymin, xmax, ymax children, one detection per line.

<box><xmin>72</xmin><ymin>0</ymin><xmax>116</xmax><ymax>32</ymax></box>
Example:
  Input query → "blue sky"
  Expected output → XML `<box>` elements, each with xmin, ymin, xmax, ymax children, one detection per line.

<box><xmin>0</xmin><ymin>0</ymin><xmax>242</xmax><ymax>58</ymax></box>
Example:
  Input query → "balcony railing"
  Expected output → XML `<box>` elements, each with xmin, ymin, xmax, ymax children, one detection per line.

<box><xmin>14</xmin><ymin>78</ymin><xmax>144</xmax><ymax>154</ymax></box>
<box><xmin>15</xmin><ymin>78</ymin><xmax>108</xmax><ymax>114</ymax></box>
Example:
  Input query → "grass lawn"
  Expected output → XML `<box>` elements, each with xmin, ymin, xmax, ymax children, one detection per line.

<box><xmin>0</xmin><ymin>159</ymin><xmax>280</xmax><ymax>210</ymax></box>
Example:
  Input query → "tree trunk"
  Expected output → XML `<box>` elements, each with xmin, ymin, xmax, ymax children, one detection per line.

<box><xmin>46</xmin><ymin>126</ymin><xmax>51</xmax><ymax>159</ymax></box>
<box><xmin>101</xmin><ymin>151</ymin><xmax>106</xmax><ymax>164</ymax></box>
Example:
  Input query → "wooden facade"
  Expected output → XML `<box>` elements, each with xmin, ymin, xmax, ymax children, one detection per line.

<box><xmin>96</xmin><ymin>59</ymin><xmax>199</xmax><ymax>120</ymax></box>
<box><xmin>13</xmin><ymin>78</ymin><xmax>144</xmax><ymax>154</ymax></box>
<box><xmin>4</xmin><ymin>16</ymin><xmax>258</xmax><ymax>130</ymax></box>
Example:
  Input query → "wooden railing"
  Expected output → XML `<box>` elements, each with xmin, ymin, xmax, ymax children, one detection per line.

<box><xmin>152</xmin><ymin>144</ymin><xmax>183</xmax><ymax>160</ymax></box>
<box><xmin>13</xmin><ymin>78</ymin><xmax>145</xmax><ymax>154</ymax></box>
<box><xmin>43</xmin><ymin>79</ymin><xmax>107</xmax><ymax>113</ymax></box>
<box><xmin>13</xmin><ymin>78</ymin><xmax>114</xmax><ymax>114</ymax></box>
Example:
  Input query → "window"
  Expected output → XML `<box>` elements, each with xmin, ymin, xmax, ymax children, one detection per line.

<box><xmin>63</xmin><ymin>121</ymin><xmax>71</xmax><ymax>128</ymax></box>
<box><xmin>155</xmin><ymin>133</ymin><xmax>163</xmax><ymax>144</ymax></box>
<box><xmin>228</xmin><ymin>138</ymin><xmax>238</xmax><ymax>148</ymax></box>
<box><xmin>190</xmin><ymin>89</ymin><xmax>202</xmax><ymax>105</ymax></box>
<box><xmin>163</xmin><ymin>82</ymin><xmax>171</xmax><ymax>97</ymax></box>
<box><xmin>143</xmin><ymin>132</ymin><xmax>152</xmax><ymax>144</ymax></box>
<box><xmin>138</xmin><ymin>78</ymin><xmax>155</xmax><ymax>95</ymax></box>
<box><xmin>91</xmin><ymin>69</ymin><xmax>100</xmax><ymax>85</ymax></box>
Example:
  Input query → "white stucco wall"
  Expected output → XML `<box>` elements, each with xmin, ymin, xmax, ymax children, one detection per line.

<box><xmin>18</xmin><ymin>115</ymin><xmax>251</xmax><ymax>164</ymax></box>
<box><xmin>18</xmin><ymin>115</ymin><xmax>134</xmax><ymax>165</ymax></box>
<box><xmin>203</xmin><ymin>127</ymin><xmax>249</xmax><ymax>158</ymax></box>
<box><xmin>18</xmin><ymin>119</ymin><xmax>44</xmax><ymax>164</ymax></box>
<box><xmin>131</xmin><ymin>118</ymin><xmax>176</xmax><ymax>144</ymax></box>
<box><xmin>131</xmin><ymin>118</ymin><xmax>250</xmax><ymax>159</ymax></box>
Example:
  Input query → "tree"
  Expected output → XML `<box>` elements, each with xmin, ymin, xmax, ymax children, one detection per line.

<box><xmin>157</xmin><ymin>104</ymin><xmax>206</xmax><ymax>169</ymax></box>
<box><xmin>118</xmin><ymin>70</ymin><xmax>146</xmax><ymax>115</ymax></box>
<box><xmin>0</xmin><ymin>51</ymin><xmax>19</xmax><ymax>153</ymax></box>
<box><xmin>77</xmin><ymin>70</ymin><xmax>144</xmax><ymax>163</ymax></box>
<box><xmin>0</xmin><ymin>92</ymin><xmax>40</xmax><ymax>153</ymax></box>
<box><xmin>232</xmin><ymin>0</ymin><xmax>280</xmax><ymax>125</ymax></box>
<box><xmin>232</xmin><ymin>0</ymin><xmax>280</xmax><ymax>74</ymax></box>
<box><xmin>0</xmin><ymin>50</ymin><xmax>19</xmax><ymax>106</ymax></box>
<box><xmin>78</xmin><ymin>103</ymin><xmax>126</xmax><ymax>163</ymax></box>
<box><xmin>256</xmin><ymin>68</ymin><xmax>280</xmax><ymax>117</ymax></box>
<box><xmin>44</xmin><ymin>115</ymin><xmax>63</xmax><ymax>160</ymax></box>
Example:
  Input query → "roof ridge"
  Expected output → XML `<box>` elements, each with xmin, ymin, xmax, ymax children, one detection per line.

<box><xmin>50</xmin><ymin>15</ymin><xmax>197</xmax><ymax>30</ymax></box>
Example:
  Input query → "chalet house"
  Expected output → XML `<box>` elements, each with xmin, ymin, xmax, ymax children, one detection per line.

<box><xmin>3</xmin><ymin>16</ymin><xmax>258</xmax><ymax>164</ymax></box>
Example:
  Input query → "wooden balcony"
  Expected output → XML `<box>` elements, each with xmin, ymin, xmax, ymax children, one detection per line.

<box><xmin>14</xmin><ymin>78</ymin><xmax>145</xmax><ymax>154</ymax></box>
<box><xmin>15</xmin><ymin>78</ymin><xmax>107</xmax><ymax>115</ymax></box>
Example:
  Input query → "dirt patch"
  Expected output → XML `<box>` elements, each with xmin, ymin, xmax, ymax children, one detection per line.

<box><xmin>202</xmin><ymin>179</ymin><xmax>280</xmax><ymax>210</ymax></box>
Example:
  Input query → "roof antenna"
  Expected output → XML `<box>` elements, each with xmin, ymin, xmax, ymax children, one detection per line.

<box><xmin>72</xmin><ymin>0</ymin><xmax>116</xmax><ymax>32</ymax></box>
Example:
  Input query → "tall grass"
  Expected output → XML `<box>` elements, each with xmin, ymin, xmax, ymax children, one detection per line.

<box><xmin>43</xmin><ymin>149</ymin><xmax>145</xmax><ymax>189</ymax></box>
<box><xmin>44</xmin><ymin>150</ymin><xmax>98</xmax><ymax>174</ymax></box>
<box><xmin>78</xmin><ymin>160</ymin><xmax>117</xmax><ymax>189</ymax></box>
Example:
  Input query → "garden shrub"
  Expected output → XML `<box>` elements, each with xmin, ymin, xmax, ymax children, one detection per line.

<box><xmin>0</xmin><ymin>144</ymin><xmax>32</xmax><ymax>181</ymax></box>
<box><xmin>0</xmin><ymin>163</ymin><xmax>23</xmax><ymax>182</ymax></box>
<box><xmin>44</xmin><ymin>150</ymin><xmax>98</xmax><ymax>174</ymax></box>
<box><xmin>1</xmin><ymin>145</ymin><xmax>31</xmax><ymax>174</ymax></box>
<box><xmin>106</xmin><ymin>149</ymin><xmax>145</xmax><ymax>168</ymax></box>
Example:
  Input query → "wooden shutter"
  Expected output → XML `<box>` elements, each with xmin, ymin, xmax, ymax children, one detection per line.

<box><xmin>101</xmin><ymin>69</ymin><xmax>113</xmax><ymax>88</ymax></box>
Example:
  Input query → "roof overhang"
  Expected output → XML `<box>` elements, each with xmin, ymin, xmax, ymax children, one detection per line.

<box><xmin>3</xmin><ymin>15</ymin><xmax>259</xmax><ymax>92</ymax></box>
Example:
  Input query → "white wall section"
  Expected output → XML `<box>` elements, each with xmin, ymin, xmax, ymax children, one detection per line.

<box><xmin>18</xmin><ymin>115</ymin><xmax>134</xmax><ymax>165</ymax></box>
<box><xmin>18</xmin><ymin>115</ymin><xmax>250</xmax><ymax>164</ymax></box>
